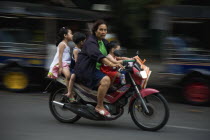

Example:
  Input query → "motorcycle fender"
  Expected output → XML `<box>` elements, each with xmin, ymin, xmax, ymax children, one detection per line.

<box><xmin>128</xmin><ymin>88</ymin><xmax>159</xmax><ymax>113</ymax></box>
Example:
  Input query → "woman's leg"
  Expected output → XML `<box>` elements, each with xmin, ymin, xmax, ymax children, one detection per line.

<box><xmin>95</xmin><ymin>76</ymin><xmax>111</xmax><ymax>110</ymax></box>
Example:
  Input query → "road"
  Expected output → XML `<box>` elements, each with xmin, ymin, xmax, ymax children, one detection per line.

<box><xmin>0</xmin><ymin>91</ymin><xmax>210</xmax><ymax>140</ymax></box>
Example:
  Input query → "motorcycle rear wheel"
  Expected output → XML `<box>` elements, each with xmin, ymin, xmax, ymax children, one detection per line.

<box><xmin>49</xmin><ymin>87</ymin><xmax>81</xmax><ymax>123</ymax></box>
<box><xmin>130</xmin><ymin>93</ymin><xmax>169</xmax><ymax>131</ymax></box>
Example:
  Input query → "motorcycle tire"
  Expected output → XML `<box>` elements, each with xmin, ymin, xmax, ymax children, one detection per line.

<box><xmin>130</xmin><ymin>93</ymin><xmax>169</xmax><ymax>131</ymax></box>
<box><xmin>182</xmin><ymin>77</ymin><xmax>210</xmax><ymax>105</ymax></box>
<box><xmin>49</xmin><ymin>87</ymin><xmax>81</xmax><ymax>123</ymax></box>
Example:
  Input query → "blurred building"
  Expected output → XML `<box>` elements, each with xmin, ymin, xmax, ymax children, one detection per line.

<box><xmin>0</xmin><ymin>0</ymin><xmax>111</xmax><ymax>92</ymax></box>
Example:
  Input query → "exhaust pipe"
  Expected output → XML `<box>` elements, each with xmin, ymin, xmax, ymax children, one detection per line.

<box><xmin>52</xmin><ymin>101</ymin><xmax>64</xmax><ymax>107</ymax></box>
<box><xmin>52</xmin><ymin>101</ymin><xmax>121</xmax><ymax>120</ymax></box>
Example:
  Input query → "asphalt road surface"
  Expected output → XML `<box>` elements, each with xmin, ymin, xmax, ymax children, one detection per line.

<box><xmin>0</xmin><ymin>91</ymin><xmax>210</xmax><ymax>140</ymax></box>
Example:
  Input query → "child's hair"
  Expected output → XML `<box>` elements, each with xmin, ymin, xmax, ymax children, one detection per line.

<box><xmin>73</xmin><ymin>32</ymin><xmax>86</xmax><ymax>45</ymax></box>
<box><xmin>56</xmin><ymin>26</ymin><xmax>71</xmax><ymax>46</ymax></box>
<box><xmin>107</xmin><ymin>41</ymin><xmax>120</xmax><ymax>53</ymax></box>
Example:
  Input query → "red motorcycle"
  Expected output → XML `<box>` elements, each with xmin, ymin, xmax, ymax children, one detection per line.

<box><xmin>48</xmin><ymin>54</ymin><xmax>170</xmax><ymax>131</ymax></box>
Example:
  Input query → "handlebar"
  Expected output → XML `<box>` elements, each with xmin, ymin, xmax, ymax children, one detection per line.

<box><xmin>122</xmin><ymin>59</ymin><xmax>143</xmax><ymax>72</ymax></box>
<box><xmin>123</xmin><ymin>60</ymin><xmax>136</xmax><ymax>63</ymax></box>
<box><xmin>118</xmin><ymin>59</ymin><xmax>136</xmax><ymax>72</ymax></box>
<box><xmin>122</xmin><ymin>59</ymin><xmax>135</xmax><ymax>67</ymax></box>
<box><xmin>119</xmin><ymin>56</ymin><xmax>147</xmax><ymax>72</ymax></box>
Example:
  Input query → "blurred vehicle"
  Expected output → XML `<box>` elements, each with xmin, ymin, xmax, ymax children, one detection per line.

<box><xmin>0</xmin><ymin>29</ymin><xmax>46</xmax><ymax>92</ymax></box>
<box><xmin>0</xmin><ymin>1</ymin><xmax>111</xmax><ymax>92</ymax></box>
<box><xmin>150</xmin><ymin>5</ymin><xmax>210</xmax><ymax>105</ymax></box>
<box><xmin>160</xmin><ymin>36</ymin><xmax>210</xmax><ymax>105</ymax></box>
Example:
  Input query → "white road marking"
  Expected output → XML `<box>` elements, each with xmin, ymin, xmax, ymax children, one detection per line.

<box><xmin>166</xmin><ymin>125</ymin><xmax>210</xmax><ymax>132</ymax></box>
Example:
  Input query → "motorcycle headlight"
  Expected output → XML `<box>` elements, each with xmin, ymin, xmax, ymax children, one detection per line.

<box><xmin>128</xmin><ymin>62</ymin><xmax>134</xmax><ymax>67</ymax></box>
<box><xmin>140</xmin><ymin>71</ymin><xmax>147</xmax><ymax>79</ymax></box>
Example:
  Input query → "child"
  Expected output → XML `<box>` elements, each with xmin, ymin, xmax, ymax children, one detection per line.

<box><xmin>48</xmin><ymin>27</ymin><xmax>73</xmax><ymax>95</ymax></box>
<box><xmin>65</xmin><ymin>32</ymin><xmax>86</xmax><ymax>102</ymax></box>
<box><xmin>100</xmin><ymin>41</ymin><xmax>132</xmax><ymax>85</ymax></box>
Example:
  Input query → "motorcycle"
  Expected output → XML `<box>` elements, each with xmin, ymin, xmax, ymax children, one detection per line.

<box><xmin>47</xmin><ymin>52</ymin><xmax>170</xmax><ymax>131</ymax></box>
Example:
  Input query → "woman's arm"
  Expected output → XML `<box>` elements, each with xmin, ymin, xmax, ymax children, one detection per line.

<box><xmin>116</xmin><ymin>56</ymin><xmax>134</xmax><ymax>60</ymax></box>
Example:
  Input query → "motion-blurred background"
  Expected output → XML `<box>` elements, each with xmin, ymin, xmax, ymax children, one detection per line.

<box><xmin>0</xmin><ymin>0</ymin><xmax>210</xmax><ymax>105</ymax></box>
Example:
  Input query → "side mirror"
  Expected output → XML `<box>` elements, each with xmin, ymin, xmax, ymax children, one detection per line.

<box><xmin>136</xmin><ymin>50</ymin><xmax>139</xmax><ymax>56</ymax></box>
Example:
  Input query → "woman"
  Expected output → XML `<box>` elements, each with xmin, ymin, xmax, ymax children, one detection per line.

<box><xmin>74</xmin><ymin>20</ymin><xmax>123</xmax><ymax>117</ymax></box>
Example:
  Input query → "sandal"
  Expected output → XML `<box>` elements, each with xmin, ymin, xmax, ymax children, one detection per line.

<box><xmin>95</xmin><ymin>108</ymin><xmax>111</xmax><ymax>117</ymax></box>
<box><xmin>69</xmin><ymin>97</ymin><xmax>76</xmax><ymax>103</ymax></box>
<box><xmin>62</xmin><ymin>94</ymin><xmax>76</xmax><ymax>103</ymax></box>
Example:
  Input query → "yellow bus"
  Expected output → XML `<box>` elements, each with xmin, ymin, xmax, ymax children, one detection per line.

<box><xmin>0</xmin><ymin>1</ymin><xmax>110</xmax><ymax>92</ymax></box>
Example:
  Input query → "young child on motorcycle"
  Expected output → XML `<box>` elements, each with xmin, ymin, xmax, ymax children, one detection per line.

<box><xmin>48</xmin><ymin>27</ymin><xmax>73</xmax><ymax>95</ymax></box>
<box><xmin>100</xmin><ymin>41</ymin><xmax>133</xmax><ymax>86</ymax></box>
<box><xmin>65</xmin><ymin>32</ymin><xmax>86</xmax><ymax>102</ymax></box>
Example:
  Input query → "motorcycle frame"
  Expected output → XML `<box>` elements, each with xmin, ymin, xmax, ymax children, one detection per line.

<box><xmin>46</xmin><ymin>66</ymin><xmax>159</xmax><ymax>115</ymax></box>
<box><xmin>128</xmin><ymin>72</ymin><xmax>151</xmax><ymax>113</ymax></box>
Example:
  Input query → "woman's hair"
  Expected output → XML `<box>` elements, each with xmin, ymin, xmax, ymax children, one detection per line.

<box><xmin>73</xmin><ymin>32</ymin><xmax>86</xmax><ymax>45</ymax></box>
<box><xmin>107</xmin><ymin>41</ymin><xmax>120</xmax><ymax>53</ymax></box>
<box><xmin>92</xmin><ymin>19</ymin><xmax>107</xmax><ymax>36</ymax></box>
<box><xmin>56</xmin><ymin>26</ymin><xmax>71</xmax><ymax>46</ymax></box>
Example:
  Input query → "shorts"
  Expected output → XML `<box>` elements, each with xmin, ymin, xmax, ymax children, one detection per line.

<box><xmin>70</xmin><ymin>68</ymin><xmax>75</xmax><ymax>74</ymax></box>
<box><xmin>100</xmin><ymin>65</ymin><xmax>118</xmax><ymax>82</ymax></box>
<box><xmin>48</xmin><ymin>62</ymin><xmax>69</xmax><ymax>79</ymax></box>
<box><xmin>91</xmin><ymin>69</ymin><xmax>106</xmax><ymax>90</ymax></box>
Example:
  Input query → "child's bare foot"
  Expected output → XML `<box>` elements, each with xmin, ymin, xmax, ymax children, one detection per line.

<box><xmin>64</xmin><ymin>93</ymin><xmax>71</xmax><ymax>97</ymax></box>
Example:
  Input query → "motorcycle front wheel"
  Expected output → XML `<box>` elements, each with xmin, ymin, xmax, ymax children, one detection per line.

<box><xmin>49</xmin><ymin>87</ymin><xmax>81</xmax><ymax>123</ymax></box>
<box><xmin>130</xmin><ymin>93</ymin><xmax>169</xmax><ymax>131</ymax></box>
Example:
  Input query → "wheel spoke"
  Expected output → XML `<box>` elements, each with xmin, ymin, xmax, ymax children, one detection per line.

<box><xmin>49</xmin><ymin>88</ymin><xmax>81</xmax><ymax>123</ymax></box>
<box><xmin>130</xmin><ymin>94</ymin><xmax>169</xmax><ymax>131</ymax></box>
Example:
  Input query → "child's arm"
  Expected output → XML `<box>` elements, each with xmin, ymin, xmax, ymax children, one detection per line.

<box><xmin>73</xmin><ymin>49</ymin><xmax>80</xmax><ymax>62</ymax></box>
<box><xmin>58</xmin><ymin>43</ymin><xmax>65</xmax><ymax>74</ymax></box>
<box><xmin>106</xmin><ymin>55</ymin><xmax>123</xmax><ymax>64</ymax></box>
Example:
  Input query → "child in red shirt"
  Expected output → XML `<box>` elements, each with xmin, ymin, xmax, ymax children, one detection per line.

<box><xmin>100</xmin><ymin>41</ymin><xmax>132</xmax><ymax>85</ymax></box>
